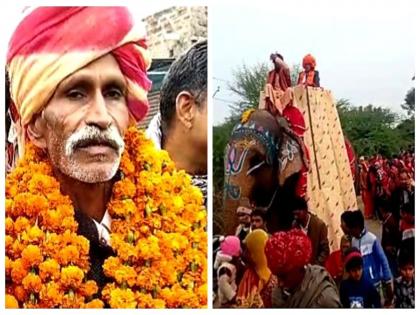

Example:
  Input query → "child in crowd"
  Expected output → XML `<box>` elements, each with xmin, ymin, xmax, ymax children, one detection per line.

<box><xmin>342</xmin><ymin>209</ymin><xmax>394</xmax><ymax>306</ymax></box>
<box><xmin>214</xmin><ymin>236</ymin><xmax>242</xmax><ymax>307</ymax></box>
<box><xmin>339</xmin><ymin>248</ymin><xmax>381</xmax><ymax>308</ymax></box>
<box><xmin>394</xmin><ymin>252</ymin><xmax>415</xmax><ymax>308</ymax></box>
<box><xmin>325</xmin><ymin>234</ymin><xmax>351</xmax><ymax>287</ymax></box>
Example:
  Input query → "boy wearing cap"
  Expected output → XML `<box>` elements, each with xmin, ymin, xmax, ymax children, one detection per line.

<box><xmin>339</xmin><ymin>248</ymin><xmax>381</xmax><ymax>308</ymax></box>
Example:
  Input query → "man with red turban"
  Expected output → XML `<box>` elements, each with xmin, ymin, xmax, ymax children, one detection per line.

<box><xmin>297</xmin><ymin>54</ymin><xmax>320</xmax><ymax>87</ymax></box>
<box><xmin>265</xmin><ymin>229</ymin><xmax>341</xmax><ymax>308</ymax></box>
<box><xmin>5</xmin><ymin>7</ymin><xmax>207</xmax><ymax>308</ymax></box>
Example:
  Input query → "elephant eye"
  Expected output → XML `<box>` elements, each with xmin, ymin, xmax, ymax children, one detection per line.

<box><xmin>247</xmin><ymin>155</ymin><xmax>266</xmax><ymax>176</ymax></box>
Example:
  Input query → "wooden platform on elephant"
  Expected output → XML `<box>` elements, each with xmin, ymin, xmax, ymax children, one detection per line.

<box><xmin>293</xmin><ymin>86</ymin><xmax>358</xmax><ymax>251</ymax></box>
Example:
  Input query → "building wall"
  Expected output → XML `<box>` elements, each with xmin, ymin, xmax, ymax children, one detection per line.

<box><xmin>143</xmin><ymin>6</ymin><xmax>207</xmax><ymax>59</ymax></box>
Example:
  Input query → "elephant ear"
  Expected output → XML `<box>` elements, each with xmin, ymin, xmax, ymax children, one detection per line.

<box><xmin>277</xmin><ymin>128</ymin><xmax>307</xmax><ymax>187</ymax></box>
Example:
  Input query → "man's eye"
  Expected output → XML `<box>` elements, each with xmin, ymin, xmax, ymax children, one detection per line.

<box><xmin>66</xmin><ymin>90</ymin><xmax>85</xmax><ymax>100</ymax></box>
<box><xmin>105</xmin><ymin>88</ymin><xmax>124</xmax><ymax>99</ymax></box>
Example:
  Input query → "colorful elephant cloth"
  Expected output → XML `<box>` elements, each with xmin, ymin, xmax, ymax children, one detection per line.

<box><xmin>265</xmin><ymin>229</ymin><xmax>312</xmax><ymax>275</ymax></box>
<box><xmin>6</xmin><ymin>7</ymin><xmax>152</xmax><ymax>168</ymax></box>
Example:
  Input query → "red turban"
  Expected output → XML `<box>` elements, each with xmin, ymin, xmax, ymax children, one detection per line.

<box><xmin>7</xmin><ymin>7</ymin><xmax>152</xmax><ymax>160</ymax></box>
<box><xmin>302</xmin><ymin>54</ymin><xmax>316</xmax><ymax>70</ymax></box>
<box><xmin>264</xmin><ymin>229</ymin><xmax>312</xmax><ymax>274</ymax></box>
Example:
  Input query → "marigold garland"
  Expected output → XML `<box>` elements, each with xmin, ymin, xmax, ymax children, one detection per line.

<box><xmin>5</xmin><ymin>127</ymin><xmax>207</xmax><ymax>308</ymax></box>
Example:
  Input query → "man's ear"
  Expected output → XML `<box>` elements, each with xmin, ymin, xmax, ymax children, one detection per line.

<box><xmin>26</xmin><ymin>113</ymin><xmax>48</xmax><ymax>149</ymax></box>
<box><xmin>175</xmin><ymin>91</ymin><xmax>194</xmax><ymax>129</ymax></box>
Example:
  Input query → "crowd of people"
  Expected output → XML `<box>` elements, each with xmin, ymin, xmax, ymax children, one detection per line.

<box><xmin>214</xmin><ymin>182</ymin><xmax>414</xmax><ymax>308</ymax></box>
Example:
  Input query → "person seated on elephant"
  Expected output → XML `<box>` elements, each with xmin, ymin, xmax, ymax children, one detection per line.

<box><xmin>214</xmin><ymin>235</ymin><xmax>242</xmax><ymax>307</ymax></box>
<box><xmin>250</xmin><ymin>208</ymin><xmax>268</xmax><ymax>233</ymax></box>
<box><xmin>262</xmin><ymin>53</ymin><xmax>292</xmax><ymax>115</ymax></box>
<box><xmin>235</xmin><ymin>200</ymin><xmax>253</xmax><ymax>244</ymax></box>
<box><xmin>265</xmin><ymin>229</ymin><xmax>341</xmax><ymax>308</ymax></box>
<box><xmin>297</xmin><ymin>54</ymin><xmax>320</xmax><ymax>87</ymax></box>
<box><xmin>344</xmin><ymin>209</ymin><xmax>394</xmax><ymax>307</ymax></box>
<box><xmin>146</xmin><ymin>41</ymin><xmax>208</xmax><ymax>204</ymax></box>
<box><xmin>236</xmin><ymin>229</ymin><xmax>277</xmax><ymax>308</ymax></box>
<box><xmin>291</xmin><ymin>197</ymin><xmax>330</xmax><ymax>266</ymax></box>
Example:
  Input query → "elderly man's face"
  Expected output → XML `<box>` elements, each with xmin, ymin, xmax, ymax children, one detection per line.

<box><xmin>31</xmin><ymin>54</ymin><xmax>129</xmax><ymax>183</ymax></box>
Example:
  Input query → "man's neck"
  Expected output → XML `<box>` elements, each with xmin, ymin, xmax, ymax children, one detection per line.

<box><xmin>163</xmin><ymin>128</ymin><xmax>206</xmax><ymax>176</ymax></box>
<box><xmin>54</xmin><ymin>169</ymin><xmax>113</xmax><ymax>222</ymax></box>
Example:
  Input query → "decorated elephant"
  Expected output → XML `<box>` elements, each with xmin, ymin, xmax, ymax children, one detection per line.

<box><xmin>222</xmin><ymin>109</ymin><xmax>309</xmax><ymax>234</ymax></box>
<box><xmin>221</xmin><ymin>108</ymin><xmax>358</xmax><ymax>235</ymax></box>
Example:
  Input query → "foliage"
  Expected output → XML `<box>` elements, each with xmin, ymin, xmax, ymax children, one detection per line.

<box><xmin>228</xmin><ymin>62</ymin><xmax>269</xmax><ymax>120</ymax></box>
<box><xmin>401</xmin><ymin>87</ymin><xmax>415</xmax><ymax>117</ymax></box>
<box><xmin>337</xmin><ymin>100</ymin><xmax>414</xmax><ymax>157</ymax></box>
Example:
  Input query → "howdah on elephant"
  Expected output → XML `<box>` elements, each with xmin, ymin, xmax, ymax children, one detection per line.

<box><xmin>222</xmin><ymin>109</ymin><xmax>309</xmax><ymax>234</ymax></box>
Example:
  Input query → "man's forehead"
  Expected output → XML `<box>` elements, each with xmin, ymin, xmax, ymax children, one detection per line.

<box><xmin>58</xmin><ymin>55</ymin><xmax>125</xmax><ymax>87</ymax></box>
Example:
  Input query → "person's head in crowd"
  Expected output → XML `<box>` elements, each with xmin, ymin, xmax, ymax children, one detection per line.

<box><xmin>243</xmin><ymin>229</ymin><xmax>271</xmax><ymax>282</ymax></box>
<box><xmin>398</xmin><ymin>169</ymin><xmax>412</xmax><ymax>190</ymax></box>
<box><xmin>237</xmin><ymin>198</ymin><xmax>252</xmax><ymax>226</ymax></box>
<box><xmin>340</xmin><ymin>235</ymin><xmax>352</xmax><ymax>258</ymax></box>
<box><xmin>6</xmin><ymin>7</ymin><xmax>152</xmax><ymax>182</ymax></box>
<box><xmin>265</xmin><ymin>229</ymin><xmax>312</xmax><ymax>291</ymax></box>
<box><xmin>159</xmin><ymin>40</ymin><xmax>207</xmax><ymax>175</ymax></box>
<box><xmin>251</xmin><ymin>208</ymin><xmax>267</xmax><ymax>231</ymax></box>
<box><xmin>220</xmin><ymin>235</ymin><xmax>241</xmax><ymax>258</ymax></box>
<box><xmin>340</xmin><ymin>210</ymin><xmax>353</xmax><ymax>236</ymax></box>
<box><xmin>343</xmin><ymin>248</ymin><xmax>364</xmax><ymax>282</ymax></box>
<box><xmin>398</xmin><ymin>251</ymin><xmax>414</xmax><ymax>283</ymax></box>
<box><xmin>342</xmin><ymin>210</ymin><xmax>365</xmax><ymax>238</ymax></box>
<box><xmin>291</xmin><ymin>196</ymin><xmax>309</xmax><ymax>225</ymax></box>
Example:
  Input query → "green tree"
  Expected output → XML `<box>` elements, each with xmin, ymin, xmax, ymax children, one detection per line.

<box><xmin>401</xmin><ymin>87</ymin><xmax>415</xmax><ymax>117</ymax></box>
<box><xmin>337</xmin><ymin>101</ymin><xmax>412</xmax><ymax>157</ymax></box>
<box><xmin>228</xmin><ymin>62</ymin><xmax>269</xmax><ymax>119</ymax></box>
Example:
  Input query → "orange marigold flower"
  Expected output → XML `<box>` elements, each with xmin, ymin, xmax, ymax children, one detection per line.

<box><xmin>103</xmin><ymin>256</ymin><xmax>121</xmax><ymax>278</ymax></box>
<box><xmin>21</xmin><ymin>244</ymin><xmax>43</xmax><ymax>268</ymax></box>
<box><xmin>39</xmin><ymin>281</ymin><xmax>63</xmax><ymax>308</ymax></box>
<box><xmin>114</xmin><ymin>265</ymin><xmax>137</xmax><ymax>287</ymax></box>
<box><xmin>22</xmin><ymin>273</ymin><xmax>42</xmax><ymax>293</ymax></box>
<box><xmin>136</xmin><ymin>293</ymin><xmax>166</xmax><ymax>308</ymax></box>
<box><xmin>113</xmin><ymin>178</ymin><xmax>136</xmax><ymax>199</ymax></box>
<box><xmin>22</xmin><ymin>225</ymin><xmax>45</xmax><ymax>244</ymax></box>
<box><xmin>5</xmin><ymin>294</ymin><xmax>19</xmax><ymax>308</ymax></box>
<box><xmin>13</xmin><ymin>285</ymin><xmax>28</xmax><ymax>302</ymax></box>
<box><xmin>78</xmin><ymin>280</ymin><xmax>99</xmax><ymax>297</ymax></box>
<box><xmin>83</xmin><ymin>299</ymin><xmax>104</xmax><ymax>308</ymax></box>
<box><xmin>39</xmin><ymin>259</ymin><xmax>61</xmax><ymax>281</ymax></box>
<box><xmin>58</xmin><ymin>245</ymin><xmax>80</xmax><ymax>265</ymax></box>
<box><xmin>5</xmin><ymin>217</ymin><xmax>14</xmax><ymax>235</ymax></box>
<box><xmin>60</xmin><ymin>266</ymin><xmax>84</xmax><ymax>289</ymax></box>
<box><xmin>13</xmin><ymin>216</ymin><xmax>30</xmax><ymax>234</ymax></box>
<box><xmin>11</xmin><ymin>259</ymin><xmax>29</xmax><ymax>283</ymax></box>
<box><xmin>108</xmin><ymin>287</ymin><xmax>137</xmax><ymax>308</ymax></box>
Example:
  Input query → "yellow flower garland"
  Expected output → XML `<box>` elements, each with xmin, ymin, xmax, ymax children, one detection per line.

<box><xmin>5</xmin><ymin>127</ymin><xmax>207</xmax><ymax>308</ymax></box>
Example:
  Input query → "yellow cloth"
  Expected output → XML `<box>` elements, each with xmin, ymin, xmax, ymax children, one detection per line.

<box><xmin>244</xmin><ymin>229</ymin><xmax>271</xmax><ymax>285</ymax></box>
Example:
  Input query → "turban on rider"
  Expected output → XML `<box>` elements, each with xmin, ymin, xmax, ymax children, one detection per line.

<box><xmin>302</xmin><ymin>54</ymin><xmax>316</xmax><ymax>70</ymax></box>
<box><xmin>6</xmin><ymin>7</ymin><xmax>152</xmax><ymax>161</ymax></box>
<box><xmin>264</xmin><ymin>229</ymin><xmax>312</xmax><ymax>275</ymax></box>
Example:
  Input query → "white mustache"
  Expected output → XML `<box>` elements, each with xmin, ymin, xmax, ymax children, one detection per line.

<box><xmin>65</xmin><ymin>125</ymin><xmax>125</xmax><ymax>157</ymax></box>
